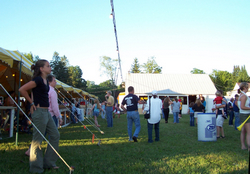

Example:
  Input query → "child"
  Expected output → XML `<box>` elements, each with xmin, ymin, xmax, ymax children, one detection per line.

<box><xmin>101</xmin><ymin>101</ymin><xmax>106</xmax><ymax>119</ymax></box>
<box><xmin>213</xmin><ymin>91</ymin><xmax>226</xmax><ymax>118</ymax></box>
<box><xmin>113</xmin><ymin>104</ymin><xmax>121</xmax><ymax>118</ymax></box>
<box><xmin>88</xmin><ymin>99</ymin><xmax>102</xmax><ymax>127</ymax></box>
<box><xmin>188</xmin><ymin>102</ymin><xmax>195</xmax><ymax>126</ymax></box>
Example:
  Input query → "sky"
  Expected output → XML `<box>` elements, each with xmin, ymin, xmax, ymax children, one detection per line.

<box><xmin>0</xmin><ymin>0</ymin><xmax>249</xmax><ymax>85</ymax></box>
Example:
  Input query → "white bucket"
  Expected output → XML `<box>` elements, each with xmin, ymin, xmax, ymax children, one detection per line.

<box><xmin>197</xmin><ymin>113</ymin><xmax>217</xmax><ymax>141</ymax></box>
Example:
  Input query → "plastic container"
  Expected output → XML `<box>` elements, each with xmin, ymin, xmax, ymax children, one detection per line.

<box><xmin>197</xmin><ymin>113</ymin><xmax>217</xmax><ymax>141</ymax></box>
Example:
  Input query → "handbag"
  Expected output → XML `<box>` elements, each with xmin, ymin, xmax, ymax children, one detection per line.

<box><xmin>144</xmin><ymin>98</ymin><xmax>150</xmax><ymax>119</ymax></box>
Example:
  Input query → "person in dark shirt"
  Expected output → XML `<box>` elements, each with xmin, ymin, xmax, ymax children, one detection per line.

<box><xmin>121</xmin><ymin>86</ymin><xmax>145</xmax><ymax>142</ymax></box>
<box><xmin>192</xmin><ymin>99</ymin><xmax>205</xmax><ymax>125</ymax></box>
<box><xmin>19</xmin><ymin>60</ymin><xmax>60</xmax><ymax>173</ymax></box>
<box><xmin>228</xmin><ymin>98</ymin><xmax>234</xmax><ymax>126</ymax></box>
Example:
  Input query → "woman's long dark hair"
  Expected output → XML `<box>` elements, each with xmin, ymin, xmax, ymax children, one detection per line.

<box><xmin>31</xmin><ymin>59</ymin><xmax>48</xmax><ymax>79</ymax></box>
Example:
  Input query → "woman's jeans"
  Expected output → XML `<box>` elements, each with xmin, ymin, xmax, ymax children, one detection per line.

<box><xmin>106</xmin><ymin>106</ymin><xmax>113</xmax><ymax>127</ymax></box>
<box><xmin>173</xmin><ymin>112</ymin><xmax>179</xmax><ymax>123</ymax></box>
<box><xmin>163</xmin><ymin>108</ymin><xmax>169</xmax><ymax>122</ymax></box>
<box><xmin>190</xmin><ymin>113</ymin><xmax>194</xmax><ymax>126</ymax></box>
<box><xmin>162</xmin><ymin>109</ymin><xmax>165</xmax><ymax>118</ymax></box>
<box><xmin>147</xmin><ymin>121</ymin><xmax>160</xmax><ymax>143</ymax></box>
<box><xmin>234</xmin><ymin>111</ymin><xmax>240</xmax><ymax>130</ymax></box>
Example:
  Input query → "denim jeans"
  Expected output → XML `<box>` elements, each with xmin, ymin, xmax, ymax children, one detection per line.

<box><xmin>106</xmin><ymin>106</ymin><xmax>113</xmax><ymax>127</ymax></box>
<box><xmin>127</xmin><ymin>111</ymin><xmax>141</xmax><ymax>140</ymax></box>
<box><xmin>234</xmin><ymin>111</ymin><xmax>240</xmax><ymax>130</ymax></box>
<box><xmin>173</xmin><ymin>112</ymin><xmax>179</xmax><ymax>123</ymax></box>
<box><xmin>190</xmin><ymin>113</ymin><xmax>194</xmax><ymax>126</ymax></box>
<box><xmin>162</xmin><ymin>108</ymin><xmax>165</xmax><ymax>118</ymax></box>
<box><xmin>101</xmin><ymin>109</ymin><xmax>106</xmax><ymax>119</ymax></box>
<box><xmin>147</xmin><ymin>121</ymin><xmax>160</xmax><ymax>143</ymax></box>
<box><xmin>229</xmin><ymin>110</ymin><xmax>234</xmax><ymax>125</ymax></box>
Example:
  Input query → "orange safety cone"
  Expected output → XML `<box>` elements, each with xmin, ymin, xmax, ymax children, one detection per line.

<box><xmin>83</xmin><ymin>125</ymin><xmax>86</xmax><ymax>129</ymax></box>
<box><xmin>92</xmin><ymin>134</ymin><xmax>95</xmax><ymax>143</ymax></box>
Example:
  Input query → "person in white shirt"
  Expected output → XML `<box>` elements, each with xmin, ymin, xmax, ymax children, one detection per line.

<box><xmin>144</xmin><ymin>90</ymin><xmax>162</xmax><ymax>143</ymax></box>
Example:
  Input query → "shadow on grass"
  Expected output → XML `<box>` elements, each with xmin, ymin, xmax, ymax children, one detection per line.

<box><xmin>0</xmin><ymin>114</ymin><xmax>249</xmax><ymax>174</ymax></box>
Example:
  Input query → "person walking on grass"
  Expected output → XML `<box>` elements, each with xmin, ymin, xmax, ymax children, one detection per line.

<box><xmin>88</xmin><ymin>99</ymin><xmax>102</xmax><ymax>127</ymax></box>
<box><xmin>105</xmin><ymin>91</ymin><xmax>114</xmax><ymax>127</ymax></box>
<box><xmin>144</xmin><ymin>90</ymin><xmax>162</xmax><ymax>143</ymax></box>
<box><xmin>19</xmin><ymin>60</ymin><xmax>60</xmax><ymax>173</ymax></box>
<box><xmin>121</xmin><ymin>86</ymin><xmax>145</xmax><ymax>142</ymax></box>
<box><xmin>171</xmin><ymin>98</ymin><xmax>180</xmax><ymax>124</ymax></box>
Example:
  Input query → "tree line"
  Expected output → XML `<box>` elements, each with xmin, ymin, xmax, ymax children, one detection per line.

<box><xmin>191</xmin><ymin>66</ymin><xmax>250</xmax><ymax>93</ymax></box>
<box><xmin>24</xmin><ymin>51</ymin><xmax>249</xmax><ymax>99</ymax></box>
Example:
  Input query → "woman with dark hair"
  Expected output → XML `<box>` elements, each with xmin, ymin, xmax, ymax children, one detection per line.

<box><xmin>200</xmin><ymin>96</ymin><xmax>206</xmax><ymax>113</ymax></box>
<box><xmin>192</xmin><ymin>98</ymin><xmax>205</xmax><ymax>125</ymax></box>
<box><xmin>163</xmin><ymin>96</ymin><xmax>172</xmax><ymax>123</ymax></box>
<box><xmin>19</xmin><ymin>60</ymin><xmax>60</xmax><ymax>173</ymax></box>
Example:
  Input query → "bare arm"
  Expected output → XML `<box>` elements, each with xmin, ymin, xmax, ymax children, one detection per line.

<box><xmin>88</xmin><ymin>104</ymin><xmax>95</xmax><ymax>113</ymax></box>
<box><xmin>121</xmin><ymin>104</ymin><xmax>126</xmax><ymax>112</ymax></box>
<box><xmin>19</xmin><ymin>81</ymin><xmax>37</xmax><ymax>114</ymax></box>
<box><xmin>19</xmin><ymin>81</ymin><xmax>36</xmax><ymax>104</ymax></box>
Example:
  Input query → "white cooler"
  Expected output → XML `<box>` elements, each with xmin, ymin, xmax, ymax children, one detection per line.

<box><xmin>197</xmin><ymin>113</ymin><xmax>217</xmax><ymax>141</ymax></box>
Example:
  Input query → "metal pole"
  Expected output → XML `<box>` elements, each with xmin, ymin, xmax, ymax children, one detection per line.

<box><xmin>15</xmin><ymin>56</ymin><xmax>22</xmax><ymax>146</ymax></box>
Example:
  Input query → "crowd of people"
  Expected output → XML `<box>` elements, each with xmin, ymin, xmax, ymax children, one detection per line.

<box><xmin>2</xmin><ymin>59</ymin><xmax>250</xmax><ymax>173</ymax></box>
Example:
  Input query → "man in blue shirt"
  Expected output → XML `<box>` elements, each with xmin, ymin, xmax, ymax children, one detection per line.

<box><xmin>121</xmin><ymin>86</ymin><xmax>145</xmax><ymax>142</ymax></box>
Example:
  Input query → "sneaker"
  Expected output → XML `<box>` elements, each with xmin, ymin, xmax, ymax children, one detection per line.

<box><xmin>132</xmin><ymin>136</ymin><xmax>138</xmax><ymax>142</ymax></box>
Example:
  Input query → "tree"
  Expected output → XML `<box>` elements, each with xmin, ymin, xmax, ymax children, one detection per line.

<box><xmin>68</xmin><ymin>65</ymin><xmax>87</xmax><ymax>90</ymax></box>
<box><xmin>50</xmin><ymin>52</ymin><xmax>69</xmax><ymax>84</ymax></box>
<box><xmin>238</xmin><ymin>65</ymin><xmax>250</xmax><ymax>82</ymax></box>
<box><xmin>86</xmin><ymin>80</ymin><xmax>95</xmax><ymax>88</ymax></box>
<box><xmin>209</xmin><ymin>70</ymin><xmax>234</xmax><ymax>93</ymax></box>
<box><xmin>23</xmin><ymin>52</ymin><xmax>34</xmax><ymax>63</ymax></box>
<box><xmin>141</xmin><ymin>57</ymin><xmax>162</xmax><ymax>73</ymax></box>
<box><xmin>232</xmin><ymin>65</ymin><xmax>241</xmax><ymax>84</ymax></box>
<box><xmin>190</xmin><ymin>68</ymin><xmax>205</xmax><ymax>74</ymax></box>
<box><xmin>131</xmin><ymin>57</ymin><xmax>141</xmax><ymax>73</ymax></box>
<box><xmin>99</xmin><ymin>56</ymin><xmax>118</xmax><ymax>86</ymax></box>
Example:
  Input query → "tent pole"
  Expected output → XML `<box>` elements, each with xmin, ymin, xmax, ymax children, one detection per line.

<box><xmin>15</xmin><ymin>56</ymin><xmax>22</xmax><ymax>146</ymax></box>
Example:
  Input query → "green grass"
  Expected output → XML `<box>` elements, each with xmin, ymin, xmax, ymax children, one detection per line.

<box><xmin>0</xmin><ymin>114</ymin><xmax>249</xmax><ymax>174</ymax></box>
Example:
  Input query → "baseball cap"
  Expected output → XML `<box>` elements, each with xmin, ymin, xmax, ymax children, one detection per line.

<box><xmin>152</xmin><ymin>90</ymin><xmax>157</xmax><ymax>95</ymax></box>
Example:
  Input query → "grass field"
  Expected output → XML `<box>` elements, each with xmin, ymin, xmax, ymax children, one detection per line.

<box><xmin>0</xmin><ymin>114</ymin><xmax>249</xmax><ymax>174</ymax></box>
